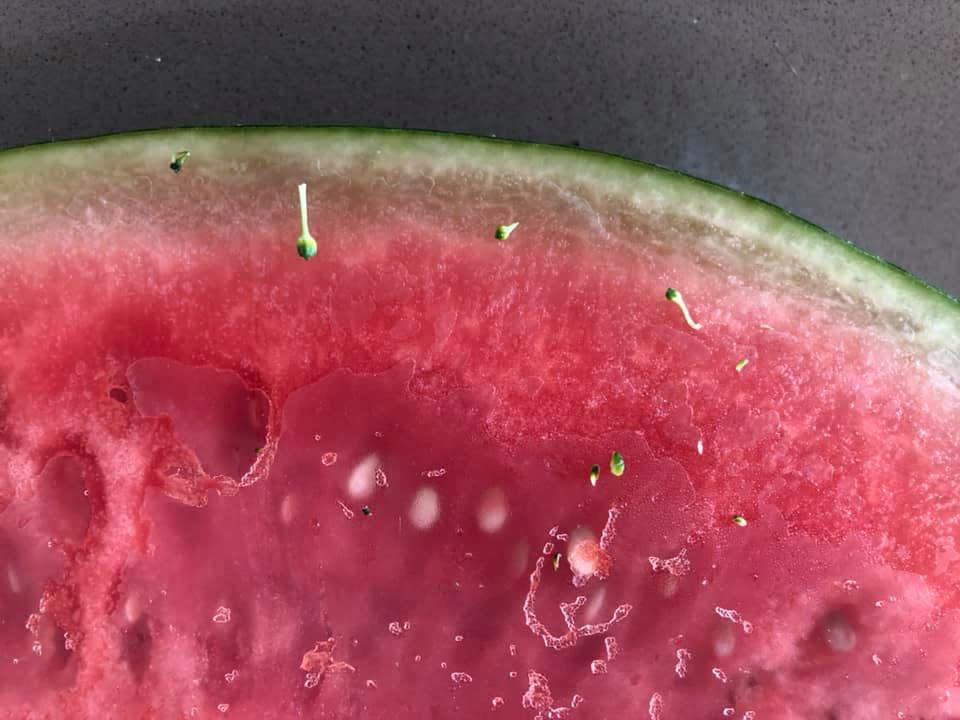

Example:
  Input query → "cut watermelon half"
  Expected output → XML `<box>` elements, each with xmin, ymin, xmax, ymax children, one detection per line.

<box><xmin>0</xmin><ymin>128</ymin><xmax>958</xmax><ymax>720</ymax></box>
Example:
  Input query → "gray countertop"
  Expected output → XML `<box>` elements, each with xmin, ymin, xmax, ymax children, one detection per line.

<box><xmin>1</xmin><ymin>1</ymin><xmax>957</xmax><ymax>296</ymax></box>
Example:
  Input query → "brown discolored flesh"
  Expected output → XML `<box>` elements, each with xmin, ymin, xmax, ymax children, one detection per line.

<box><xmin>0</xmin><ymin>131</ymin><xmax>958</xmax><ymax>719</ymax></box>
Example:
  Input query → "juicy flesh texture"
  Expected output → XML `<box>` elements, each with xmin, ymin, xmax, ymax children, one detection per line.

<box><xmin>0</xmin><ymin>149</ymin><xmax>959</xmax><ymax>720</ymax></box>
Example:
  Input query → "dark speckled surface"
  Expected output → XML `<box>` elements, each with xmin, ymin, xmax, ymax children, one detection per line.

<box><xmin>1</xmin><ymin>1</ymin><xmax>957</xmax><ymax>296</ymax></box>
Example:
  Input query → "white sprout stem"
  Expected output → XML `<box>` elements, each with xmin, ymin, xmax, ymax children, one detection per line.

<box><xmin>298</xmin><ymin>183</ymin><xmax>311</xmax><ymax>236</ymax></box>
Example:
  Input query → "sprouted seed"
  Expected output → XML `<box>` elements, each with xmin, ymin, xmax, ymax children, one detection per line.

<box><xmin>296</xmin><ymin>183</ymin><xmax>318</xmax><ymax>260</ymax></box>
<box><xmin>735</xmin><ymin>358</ymin><xmax>749</xmax><ymax>372</ymax></box>
<box><xmin>732</xmin><ymin>514</ymin><xmax>748</xmax><ymax>527</ymax></box>
<box><xmin>665</xmin><ymin>287</ymin><xmax>702</xmax><ymax>330</ymax></box>
<box><xmin>610</xmin><ymin>451</ymin><xmax>625</xmax><ymax>477</ymax></box>
<box><xmin>494</xmin><ymin>221</ymin><xmax>519</xmax><ymax>240</ymax></box>
<box><xmin>169</xmin><ymin>150</ymin><xmax>191</xmax><ymax>173</ymax></box>
<box><xmin>589</xmin><ymin>464</ymin><xmax>600</xmax><ymax>487</ymax></box>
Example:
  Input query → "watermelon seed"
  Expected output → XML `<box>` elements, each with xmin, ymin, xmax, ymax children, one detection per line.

<box><xmin>361</xmin><ymin>505</ymin><xmax>372</xmax><ymax>517</ymax></box>
<box><xmin>732</xmin><ymin>514</ymin><xmax>748</xmax><ymax>527</ymax></box>
<box><xmin>552</xmin><ymin>552</ymin><xmax>562</xmax><ymax>571</ymax></box>
<box><xmin>589</xmin><ymin>464</ymin><xmax>600</xmax><ymax>486</ymax></box>
<box><xmin>169</xmin><ymin>150</ymin><xmax>190</xmax><ymax>173</ymax></box>
<box><xmin>610</xmin><ymin>451</ymin><xmax>625</xmax><ymax>477</ymax></box>
<box><xmin>296</xmin><ymin>183</ymin><xmax>318</xmax><ymax>260</ymax></box>
<box><xmin>494</xmin><ymin>221</ymin><xmax>519</xmax><ymax>240</ymax></box>
<box><xmin>696</xmin><ymin>438</ymin><xmax>704</xmax><ymax>455</ymax></box>
<box><xmin>665</xmin><ymin>287</ymin><xmax>702</xmax><ymax>330</ymax></box>
<box><xmin>735</xmin><ymin>358</ymin><xmax>749</xmax><ymax>372</ymax></box>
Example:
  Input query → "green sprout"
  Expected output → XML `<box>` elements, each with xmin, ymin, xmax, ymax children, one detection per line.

<box><xmin>169</xmin><ymin>150</ymin><xmax>190</xmax><ymax>173</ymax></box>
<box><xmin>665</xmin><ymin>288</ymin><xmax>702</xmax><ymax>330</ymax></box>
<box><xmin>610</xmin><ymin>451</ymin><xmax>625</xmax><ymax>477</ymax></box>
<box><xmin>589</xmin><ymin>464</ymin><xmax>600</xmax><ymax>487</ymax></box>
<box><xmin>494</xmin><ymin>221</ymin><xmax>519</xmax><ymax>240</ymax></box>
<box><xmin>735</xmin><ymin>358</ymin><xmax>749</xmax><ymax>373</ymax></box>
<box><xmin>296</xmin><ymin>183</ymin><xmax>318</xmax><ymax>260</ymax></box>
<box><xmin>732</xmin><ymin>514</ymin><xmax>748</xmax><ymax>527</ymax></box>
<box><xmin>552</xmin><ymin>552</ymin><xmax>562</xmax><ymax>571</ymax></box>
<box><xmin>361</xmin><ymin>505</ymin><xmax>373</xmax><ymax>517</ymax></box>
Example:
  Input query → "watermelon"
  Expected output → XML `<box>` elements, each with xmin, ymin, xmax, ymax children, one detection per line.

<box><xmin>0</xmin><ymin>128</ymin><xmax>958</xmax><ymax>720</ymax></box>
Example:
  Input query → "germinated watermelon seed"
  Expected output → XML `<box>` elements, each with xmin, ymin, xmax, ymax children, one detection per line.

<box><xmin>732</xmin><ymin>514</ymin><xmax>748</xmax><ymax>527</ymax></box>
<box><xmin>610</xmin><ymin>451</ymin><xmax>625</xmax><ymax>477</ymax></box>
<box><xmin>589</xmin><ymin>464</ymin><xmax>600</xmax><ymax>486</ymax></box>
<box><xmin>494</xmin><ymin>221</ymin><xmax>519</xmax><ymax>240</ymax></box>
<box><xmin>735</xmin><ymin>358</ymin><xmax>749</xmax><ymax>372</ymax></box>
<box><xmin>169</xmin><ymin>150</ymin><xmax>190</xmax><ymax>173</ymax></box>
<box><xmin>296</xmin><ymin>183</ymin><xmax>318</xmax><ymax>260</ymax></box>
<box><xmin>665</xmin><ymin>287</ymin><xmax>703</xmax><ymax>330</ymax></box>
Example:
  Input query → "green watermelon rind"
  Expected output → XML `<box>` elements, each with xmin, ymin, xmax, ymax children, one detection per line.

<box><xmin>2</xmin><ymin>126</ymin><xmax>957</xmax><ymax>348</ymax></box>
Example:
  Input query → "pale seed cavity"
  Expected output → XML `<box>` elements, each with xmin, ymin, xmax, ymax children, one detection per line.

<box><xmin>476</xmin><ymin>486</ymin><xmax>509</xmax><ymax>533</ymax></box>
<box><xmin>409</xmin><ymin>486</ymin><xmax>440</xmax><ymax>530</ymax></box>
<box><xmin>347</xmin><ymin>454</ymin><xmax>379</xmax><ymax>500</ymax></box>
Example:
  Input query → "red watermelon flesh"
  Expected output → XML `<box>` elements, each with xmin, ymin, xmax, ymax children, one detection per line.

<box><xmin>0</xmin><ymin>129</ymin><xmax>959</xmax><ymax>720</ymax></box>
